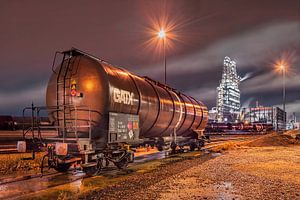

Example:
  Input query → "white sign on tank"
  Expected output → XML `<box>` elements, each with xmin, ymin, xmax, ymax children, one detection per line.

<box><xmin>113</xmin><ymin>87</ymin><xmax>134</xmax><ymax>105</ymax></box>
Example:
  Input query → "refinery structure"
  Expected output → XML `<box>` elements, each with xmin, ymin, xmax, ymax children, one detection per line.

<box><xmin>216</xmin><ymin>56</ymin><xmax>241</xmax><ymax>122</ymax></box>
<box><xmin>211</xmin><ymin>56</ymin><xmax>288</xmax><ymax>130</ymax></box>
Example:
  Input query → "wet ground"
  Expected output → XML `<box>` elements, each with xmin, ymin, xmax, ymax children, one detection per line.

<box><xmin>84</xmin><ymin>145</ymin><xmax>300</xmax><ymax>200</ymax></box>
<box><xmin>0</xmin><ymin>134</ymin><xmax>280</xmax><ymax>200</ymax></box>
<box><xmin>0</xmin><ymin>150</ymin><xmax>173</xmax><ymax>200</ymax></box>
<box><xmin>0</xmin><ymin>171</ymin><xmax>85</xmax><ymax>199</ymax></box>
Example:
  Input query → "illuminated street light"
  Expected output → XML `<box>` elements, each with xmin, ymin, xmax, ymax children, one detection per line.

<box><xmin>158</xmin><ymin>29</ymin><xmax>166</xmax><ymax>39</ymax></box>
<box><xmin>157</xmin><ymin>28</ymin><xmax>167</xmax><ymax>84</ymax></box>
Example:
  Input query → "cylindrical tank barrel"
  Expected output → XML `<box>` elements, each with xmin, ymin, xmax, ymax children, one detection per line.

<box><xmin>46</xmin><ymin>51</ymin><xmax>208</xmax><ymax>142</ymax></box>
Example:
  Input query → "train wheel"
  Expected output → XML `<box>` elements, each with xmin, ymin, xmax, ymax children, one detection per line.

<box><xmin>94</xmin><ymin>158</ymin><xmax>106</xmax><ymax>175</ymax></box>
<box><xmin>40</xmin><ymin>155</ymin><xmax>49</xmax><ymax>175</ymax></box>
<box><xmin>179</xmin><ymin>146</ymin><xmax>185</xmax><ymax>153</ymax></box>
<box><xmin>115</xmin><ymin>157</ymin><xmax>129</xmax><ymax>169</ymax></box>
<box><xmin>198</xmin><ymin>139</ymin><xmax>205</xmax><ymax>148</ymax></box>
<box><xmin>83</xmin><ymin>166</ymin><xmax>97</xmax><ymax>176</ymax></box>
<box><xmin>54</xmin><ymin>163</ymin><xmax>71</xmax><ymax>172</ymax></box>
<box><xmin>105</xmin><ymin>158</ymin><xmax>110</xmax><ymax>166</ymax></box>
<box><xmin>128</xmin><ymin>152</ymin><xmax>134</xmax><ymax>163</ymax></box>
<box><xmin>157</xmin><ymin>137</ymin><xmax>165</xmax><ymax>151</ymax></box>
<box><xmin>189</xmin><ymin>142</ymin><xmax>196</xmax><ymax>151</ymax></box>
<box><xmin>157</xmin><ymin>145</ymin><xmax>164</xmax><ymax>151</ymax></box>
<box><xmin>114</xmin><ymin>153</ymin><xmax>130</xmax><ymax>169</ymax></box>
<box><xmin>170</xmin><ymin>141</ymin><xmax>177</xmax><ymax>154</ymax></box>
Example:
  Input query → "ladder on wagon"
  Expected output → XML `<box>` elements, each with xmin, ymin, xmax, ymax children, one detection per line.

<box><xmin>51</xmin><ymin>49</ymin><xmax>81</xmax><ymax>139</ymax></box>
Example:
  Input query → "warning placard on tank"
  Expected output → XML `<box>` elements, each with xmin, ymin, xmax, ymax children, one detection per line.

<box><xmin>109</xmin><ymin>112</ymin><xmax>139</xmax><ymax>143</ymax></box>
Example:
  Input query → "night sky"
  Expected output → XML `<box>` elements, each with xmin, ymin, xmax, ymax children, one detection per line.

<box><xmin>0</xmin><ymin>0</ymin><xmax>299</xmax><ymax>119</ymax></box>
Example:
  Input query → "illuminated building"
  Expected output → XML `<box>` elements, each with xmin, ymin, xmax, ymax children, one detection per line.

<box><xmin>240</xmin><ymin>106</ymin><xmax>286</xmax><ymax>130</ymax></box>
<box><xmin>216</xmin><ymin>56</ymin><xmax>241</xmax><ymax>122</ymax></box>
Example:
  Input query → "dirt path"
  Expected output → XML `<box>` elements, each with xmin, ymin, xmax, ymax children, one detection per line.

<box><xmin>86</xmin><ymin>145</ymin><xmax>300</xmax><ymax>200</ymax></box>
<box><xmin>156</xmin><ymin>146</ymin><xmax>300</xmax><ymax>200</ymax></box>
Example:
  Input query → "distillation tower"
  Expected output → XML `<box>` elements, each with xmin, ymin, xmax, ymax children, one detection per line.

<box><xmin>216</xmin><ymin>56</ymin><xmax>241</xmax><ymax>122</ymax></box>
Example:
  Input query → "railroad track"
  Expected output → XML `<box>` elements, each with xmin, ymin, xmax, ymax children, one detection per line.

<box><xmin>0</xmin><ymin>135</ymin><xmax>255</xmax><ymax>182</ymax></box>
<box><xmin>0</xmin><ymin>144</ymin><xmax>18</xmax><ymax>154</ymax></box>
<box><xmin>0</xmin><ymin>132</ymin><xmax>261</xmax><ymax>154</ymax></box>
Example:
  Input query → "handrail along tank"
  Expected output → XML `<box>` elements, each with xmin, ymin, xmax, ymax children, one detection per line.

<box><xmin>46</xmin><ymin>49</ymin><xmax>208</xmax><ymax>149</ymax></box>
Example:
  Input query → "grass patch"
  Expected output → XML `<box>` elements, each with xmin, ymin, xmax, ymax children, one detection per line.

<box><xmin>0</xmin><ymin>152</ymin><xmax>44</xmax><ymax>176</ymax></box>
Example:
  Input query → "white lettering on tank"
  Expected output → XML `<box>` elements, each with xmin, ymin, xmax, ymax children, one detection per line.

<box><xmin>113</xmin><ymin>87</ymin><xmax>134</xmax><ymax>105</ymax></box>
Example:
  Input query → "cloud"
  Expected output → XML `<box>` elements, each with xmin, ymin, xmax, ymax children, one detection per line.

<box><xmin>1</xmin><ymin>21</ymin><xmax>299</xmax><ymax>115</ymax></box>
<box><xmin>135</xmin><ymin>21</ymin><xmax>300</xmax><ymax>79</ymax></box>
<box><xmin>132</xmin><ymin>21</ymin><xmax>300</xmax><ymax>111</ymax></box>
<box><xmin>131</xmin><ymin>21</ymin><xmax>300</xmax><ymax>110</ymax></box>
<box><xmin>185</xmin><ymin>87</ymin><xmax>217</xmax><ymax>103</ymax></box>
<box><xmin>242</xmin><ymin>72</ymin><xmax>300</xmax><ymax>94</ymax></box>
<box><xmin>285</xmin><ymin>100</ymin><xmax>300</xmax><ymax>114</ymax></box>
<box><xmin>241</xmin><ymin>97</ymin><xmax>255</xmax><ymax>108</ymax></box>
<box><xmin>0</xmin><ymin>84</ymin><xmax>46</xmax><ymax>114</ymax></box>
<box><xmin>274</xmin><ymin>99</ymin><xmax>300</xmax><ymax>119</ymax></box>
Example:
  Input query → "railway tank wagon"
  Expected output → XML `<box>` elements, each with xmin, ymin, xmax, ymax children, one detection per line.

<box><xmin>44</xmin><ymin>48</ymin><xmax>208</xmax><ymax>172</ymax></box>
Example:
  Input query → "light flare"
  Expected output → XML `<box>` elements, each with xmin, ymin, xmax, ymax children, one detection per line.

<box><xmin>272</xmin><ymin>50</ymin><xmax>297</xmax><ymax>76</ymax></box>
<box><xmin>274</xmin><ymin>59</ymin><xmax>288</xmax><ymax>74</ymax></box>
<box><xmin>158</xmin><ymin>29</ymin><xmax>166</xmax><ymax>39</ymax></box>
<box><xmin>141</xmin><ymin>7</ymin><xmax>189</xmax><ymax>57</ymax></box>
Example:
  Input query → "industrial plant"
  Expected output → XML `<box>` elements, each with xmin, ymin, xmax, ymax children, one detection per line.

<box><xmin>216</xmin><ymin>56</ymin><xmax>241</xmax><ymax>123</ymax></box>
<box><xmin>210</xmin><ymin>56</ymin><xmax>289</xmax><ymax>131</ymax></box>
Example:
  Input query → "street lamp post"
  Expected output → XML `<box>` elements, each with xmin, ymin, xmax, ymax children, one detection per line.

<box><xmin>163</xmin><ymin>37</ymin><xmax>166</xmax><ymax>85</ymax></box>
<box><xmin>158</xmin><ymin>29</ymin><xmax>167</xmax><ymax>84</ymax></box>
<box><xmin>281</xmin><ymin>65</ymin><xmax>286</xmax><ymax>129</ymax></box>
<box><xmin>281</xmin><ymin>65</ymin><xmax>286</xmax><ymax>112</ymax></box>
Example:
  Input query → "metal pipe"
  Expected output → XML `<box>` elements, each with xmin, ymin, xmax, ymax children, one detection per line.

<box><xmin>62</xmin><ymin>105</ymin><xmax>65</xmax><ymax>143</ymax></box>
<box><xmin>31</xmin><ymin>103</ymin><xmax>35</xmax><ymax>138</ymax></box>
<box><xmin>37</xmin><ymin>107</ymin><xmax>41</xmax><ymax>139</ymax></box>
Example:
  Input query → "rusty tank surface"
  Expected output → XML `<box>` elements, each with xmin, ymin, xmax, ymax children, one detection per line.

<box><xmin>46</xmin><ymin>49</ymin><xmax>208</xmax><ymax>147</ymax></box>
